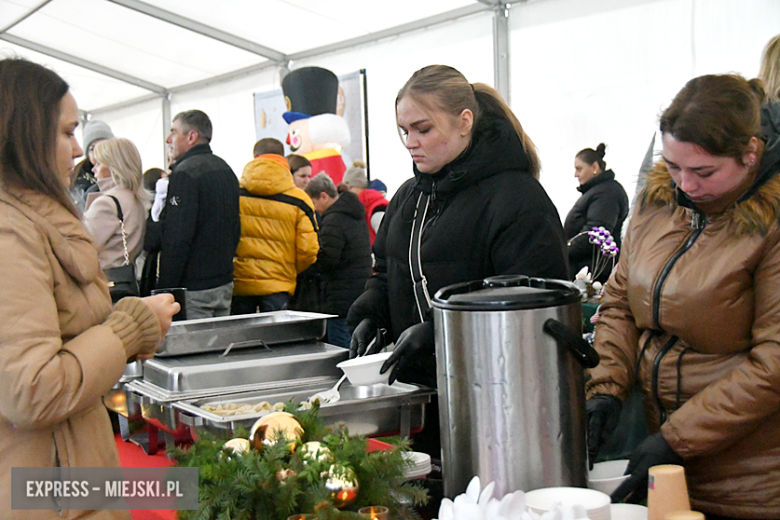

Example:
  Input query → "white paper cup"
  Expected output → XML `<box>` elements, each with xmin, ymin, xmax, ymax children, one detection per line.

<box><xmin>589</xmin><ymin>459</ymin><xmax>630</xmax><ymax>495</ymax></box>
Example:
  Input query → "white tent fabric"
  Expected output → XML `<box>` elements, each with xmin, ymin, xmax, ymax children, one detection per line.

<box><xmin>1</xmin><ymin>0</ymin><xmax>779</xmax><ymax>219</ymax></box>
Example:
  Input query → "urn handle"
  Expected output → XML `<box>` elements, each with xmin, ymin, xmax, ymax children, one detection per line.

<box><xmin>543</xmin><ymin>318</ymin><xmax>600</xmax><ymax>368</ymax></box>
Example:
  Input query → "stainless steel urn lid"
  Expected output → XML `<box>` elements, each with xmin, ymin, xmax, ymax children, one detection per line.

<box><xmin>432</xmin><ymin>274</ymin><xmax>580</xmax><ymax>311</ymax></box>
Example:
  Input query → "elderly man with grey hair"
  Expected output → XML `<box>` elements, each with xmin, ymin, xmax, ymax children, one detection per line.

<box><xmin>304</xmin><ymin>173</ymin><xmax>371</xmax><ymax>348</ymax></box>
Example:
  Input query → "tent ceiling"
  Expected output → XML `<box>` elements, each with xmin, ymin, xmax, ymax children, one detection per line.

<box><xmin>0</xmin><ymin>0</ymin><xmax>498</xmax><ymax>112</ymax></box>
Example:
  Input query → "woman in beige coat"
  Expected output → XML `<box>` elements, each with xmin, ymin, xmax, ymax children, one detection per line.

<box><xmin>83</xmin><ymin>137</ymin><xmax>147</xmax><ymax>275</ymax></box>
<box><xmin>0</xmin><ymin>58</ymin><xmax>179</xmax><ymax>519</ymax></box>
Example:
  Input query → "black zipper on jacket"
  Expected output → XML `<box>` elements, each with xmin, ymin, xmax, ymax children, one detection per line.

<box><xmin>653</xmin><ymin>335</ymin><xmax>678</xmax><ymax>425</ymax></box>
<box><xmin>649</xmin><ymin>209</ymin><xmax>704</xmax><ymax>425</ymax></box>
<box><xmin>421</xmin><ymin>180</ymin><xmax>438</xmax><ymax>235</ymax></box>
<box><xmin>652</xmin><ymin>210</ymin><xmax>706</xmax><ymax>329</ymax></box>
<box><xmin>676</xmin><ymin>347</ymin><xmax>693</xmax><ymax>410</ymax></box>
<box><xmin>634</xmin><ymin>331</ymin><xmax>658</xmax><ymax>378</ymax></box>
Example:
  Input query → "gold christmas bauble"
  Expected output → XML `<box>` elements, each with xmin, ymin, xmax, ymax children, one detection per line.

<box><xmin>325</xmin><ymin>464</ymin><xmax>358</xmax><ymax>508</ymax></box>
<box><xmin>249</xmin><ymin>411</ymin><xmax>303</xmax><ymax>450</ymax></box>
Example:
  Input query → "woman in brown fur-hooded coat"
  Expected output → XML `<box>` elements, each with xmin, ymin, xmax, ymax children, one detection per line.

<box><xmin>587</xmin><ymin>74</ymin><xmax>780</xmax><ymax>519</ymax></box>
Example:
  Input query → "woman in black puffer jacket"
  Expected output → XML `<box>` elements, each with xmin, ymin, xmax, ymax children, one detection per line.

<box><xmin>563</xmin><ymin>143</ymin><xmax>629</xmax><ymax>283</ymax></box>
<box><xmin>346</xmin><ymin>65</ymin><xmax>568</xmax><ymax>456</ymax></box>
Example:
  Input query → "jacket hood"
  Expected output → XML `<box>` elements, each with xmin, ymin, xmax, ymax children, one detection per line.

<box><xmin>325</xmin><ymin>190</ymin><xmax>365</xmax><ymax>220</ymax></box>
<box><xmin>240</xmin><ymin>155</ymin><xmax>295</xmax><ymax>196</ymax></box>
<box><xmin>358</xmin><ymin>188</ymin><xmax>388</xmax><ymax>208</ymax></box>
<box><xmin>577</xmin><ymin>169</ymin><xmax>616</xmax><ymax>194</ymax></box>
<box><xmin>642</xmin><ymin>135</ymin><xmax>780</xmax><ymax>235</ymax></box>
<box><xmin>411</xmin><ymin>113</ymin><xmax>531</xmax><ymax>196</ymax></box>
<box><xmin>761</xmin><ymin>101</ymin><xmax>780</xmax><ymax>143</ymax></box>
<box><xmin>0</xmin><ymin>187</ymin><xmax>101</xmax><ymax>284</ymax></box>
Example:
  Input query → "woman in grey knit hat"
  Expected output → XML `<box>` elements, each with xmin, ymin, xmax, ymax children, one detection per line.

<box><xmin>69</xmin><ymin>119</ymin><xmax>114</xmax><ymax>212</ymax></box>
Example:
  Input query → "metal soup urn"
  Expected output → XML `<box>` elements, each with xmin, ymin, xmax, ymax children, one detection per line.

<box><xmin>432</xmin><ymin>275</ymin><xmax>600</xmax><ymax>498</ymax></box>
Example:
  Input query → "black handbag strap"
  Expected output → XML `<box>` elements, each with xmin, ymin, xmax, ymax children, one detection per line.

<box><xmin>239</xmin><ymin>188</ymin><xmax>319</xmax><ymax>232</ymax></box>
<box><xmin>409</xmin><ymin>191</ymin><xmax>432</xmax><ymax>322</ymax></box>
<box><xmin>106</xmin><ymin>195</ymin><xmax>130</xmax><ymax>266</ymax></box>
<box><xmin>106</xmin><ymin>195</ymin><xmax>124</xmax><ymax>221</ymax></box>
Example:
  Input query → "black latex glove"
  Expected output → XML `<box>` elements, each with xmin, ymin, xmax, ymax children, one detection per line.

<box><xmin>611</xmin><ymin>432</ymin><xmax>684</xmax><ymax>504</ymax></box>
<box><xmin>586</xmin><ymin>394</ymin><xmax>622</xmax><ymax>468</ymax></box>
<box><xmin>349</xmin><ymin>318</ymin><xmax>385</xmax><ymax>359</ymax></box>
<box><xmin>379</xmin><ymin>321</ymin><xmax>434</xmax><ymax>385</ymax></box>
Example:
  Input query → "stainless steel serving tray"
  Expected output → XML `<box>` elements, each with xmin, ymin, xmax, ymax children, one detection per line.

<box><xmin>125</xmin><ymin>377</ymin><xmax>334</xmax><ymax>434</ymax></box>
<box><xmin>156</xmin><ymin>311</ymin><xmax>335</xmax><ymax>357</ymax></box>
<box><xmin>173</xmin><ymin>381</ymin><xmax>435</xmax><ymax>439</ymax></box>
<box><xmin>122</xmin><ymin>360</ymin><xmax>143</xmax><ymax>380</ymax></box>
<box><xmin>141</xmin><ymin>341</ymin><xmax>348</xmax><ymax>394</ymax></box>
<box><xmin>103</xmin><ymin>361</ymin><xmax>144</xmax><ymax>419</ymax></box>
<box><xmin>124</xmin><ymin>341</ymin><xmax>348</xmax><ymax>434</ymax></box>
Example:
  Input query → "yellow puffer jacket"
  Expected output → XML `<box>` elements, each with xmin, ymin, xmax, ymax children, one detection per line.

<box><xmin>587</xmin><ymin>158</ymin><xmax>780</xmax><ymax>518</ymax></box>
<box><xmin>233</xmin><ymin>155</ymin><xmax>319</xmax><ymax>297</ymax></box>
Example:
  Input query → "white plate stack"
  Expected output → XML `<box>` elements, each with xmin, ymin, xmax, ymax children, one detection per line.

<box><xmin>525</xmin><ymin>487</ymin><xmax>612</xmax><ymax>520</ymax></box>
<box><xmin>610</xmin><ymin>504</ymin><xmax>648</xmax><ymax>520</ymax></box>
<box><xmin>403</xmin><ymin>451</ymin><xmax>432</xmax><ymax>480</ymax></box>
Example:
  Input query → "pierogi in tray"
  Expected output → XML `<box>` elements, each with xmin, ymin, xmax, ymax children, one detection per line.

<box><xmin>201</xmin><ymin>401</ymin><xmax>287</xmax><ymax>416</ymax></box>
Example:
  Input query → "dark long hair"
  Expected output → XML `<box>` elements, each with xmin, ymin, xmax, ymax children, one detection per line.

<box><xmin>0</xmin><ymin>58</ymin><xmax>77</xmax><ymax>215</ymax></box>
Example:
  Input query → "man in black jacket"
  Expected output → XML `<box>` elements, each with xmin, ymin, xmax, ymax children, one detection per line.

<box><xmin>146</xmin><ymin>110</ymin><xmax>240</xmax><ymax>318</ymax></box>
<box><xmin>305</xmin><ymin>173</ymin><xmax>372</xmax><ymax>348</ymax></box>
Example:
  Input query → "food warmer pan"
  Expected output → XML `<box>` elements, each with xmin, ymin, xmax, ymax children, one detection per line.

<box><xmin>174</xmin><ymin>381</ymin><xmax>435</xmax><ymax>439</ymax></box>
<box><xmin>124</xmin><ymin>342</ymin><xmax>349</xmax><ymax>435</ymax></box>
<box><xmin>155</xmin><ymin>310</ymin><xmax>335</xmax><ymax>357</ymax></box>
<box><xmin>104</xmin><ymin>361</ymin><xmax>145</xmax><ymax>423</ymax></box>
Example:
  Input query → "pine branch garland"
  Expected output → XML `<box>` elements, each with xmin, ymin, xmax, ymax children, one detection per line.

<box><xmin>171</xmin><ymin>403</ymin><xmax>428</xmax><ymax>520</ymax></box>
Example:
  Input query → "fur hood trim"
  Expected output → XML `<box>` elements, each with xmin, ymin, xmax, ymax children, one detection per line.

<box><xmin>642</xmin><ymin>162</ymin><xmax>780</xmax><ymax>235</ymax></box>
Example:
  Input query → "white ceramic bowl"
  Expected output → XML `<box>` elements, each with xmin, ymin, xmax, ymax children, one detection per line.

<box><xmin>589</xmin><ymin>459</ymin><xmax>630</xmax><ymax>495</ymax></box>
<box><xmin>526</xmin><ymin>487</ymin><xmax>611</xmax><ymax>520</ymax></box>
<box><xmin>610</xmin><ymin>503</ymin><xmax>647</xmax><ymax>520</ymax></box>
<box><xmin>336</xmin><ymin>352</ymin><xmax>393</xmax><ymax>386</ymax></box>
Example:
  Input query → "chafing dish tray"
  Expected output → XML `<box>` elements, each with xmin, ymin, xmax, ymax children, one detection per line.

<box><xmin>123</xmin><ymin>342</ymin><xmax>348</xmax><ymax>434</ymax></box>
<box><xmin>156</xmin><ymin>310</ymin><xmax>336</xmax><ymax>357</ymax></box>
<box><xmin>141</xmin><ymin>342</ymin><xmax>347</xmax><ymax>393</ymax></box>
<box><xmin>125</xmin><ymin>377</ymin><xmax>335</xmax><ymax>434</ymax></box>
<box><xmin>174</xmin><ymin>381</ymin><xmax>435</xmax><ymax>439</ymax></box>
<box><xmin>104</xmin><ymin>361</ymin><xmax>144</xmax><ymax>419</ymax></box>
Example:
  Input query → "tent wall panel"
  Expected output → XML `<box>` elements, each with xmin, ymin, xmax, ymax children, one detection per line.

<box><xmin>98</xmin><ymin>97</ymin><xmax>166</xmax><ymax>177</ymax></box>
<box><xmin>510</xmin><ymin>0</ymin><xmax>780</xmax><ymax>217</ymax></box>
